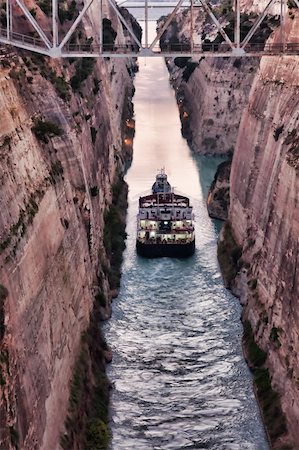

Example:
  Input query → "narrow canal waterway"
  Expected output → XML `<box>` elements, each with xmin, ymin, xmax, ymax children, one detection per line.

<box><xmin>104</xmin><ymin>24</ymin><xmax>269</xmax><ymax>449</ymax></box>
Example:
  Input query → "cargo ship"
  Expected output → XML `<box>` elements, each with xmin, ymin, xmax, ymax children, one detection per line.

<box><xmin>136</xmin><ymin>170</ymin><xmax>195</xmax><ymax>258</ymax></box>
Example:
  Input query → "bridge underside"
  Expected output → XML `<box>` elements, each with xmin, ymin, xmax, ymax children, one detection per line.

<box><xmin>0</xmin><ymin>0</ymin><xmax>298</xmax><ymax>58</ymax></box>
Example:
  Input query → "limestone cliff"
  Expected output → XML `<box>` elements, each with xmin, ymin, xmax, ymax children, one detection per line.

<box><xmin>167</xmin><ymin>55</ymin><xmax>258</xmax><ymax>154</ymax></box>
<box><xmin>207</xmin><ymin>159</ymin><xmax>231</xmax><ymax>220</ymax></box>
<box><xmin>0</xmin><ymin>3</ymin><xmax>138</xmax><ymax>448</ymax></box>
<box><xmin>161</xmin><ymin>7</ymin><xmax>262</xmax><ymax>155</ymax></box>
<box><xmin>227</xmin><ymin>13</ymin><xmax>299</xmax><ymax>448</ymax></box>
<box><xmin>162</xmin><ymin>3</ymin><xmax>282</xmax><ymax>155</ymax></box>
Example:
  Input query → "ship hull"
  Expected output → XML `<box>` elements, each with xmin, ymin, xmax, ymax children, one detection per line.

<box><xmin>136</xmin><ymin>240</ymin><xmax>195</xmax><ymax>258</ymax></box>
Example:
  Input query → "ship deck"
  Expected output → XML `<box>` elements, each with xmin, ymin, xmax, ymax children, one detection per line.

<box><xmin>139</xmin><ymin>192</ymin><xmax>190</xmax><ymax>208</ymax></box>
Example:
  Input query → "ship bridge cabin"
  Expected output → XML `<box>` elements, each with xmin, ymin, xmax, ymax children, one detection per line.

<box><xmin>137</xmin><ymin>192</ymin><xmax>195</xmax><ymax>245</ymax></box>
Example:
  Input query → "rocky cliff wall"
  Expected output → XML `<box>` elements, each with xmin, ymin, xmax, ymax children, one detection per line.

<box><xmin>162</xmin><ymin>2</ymin><xmax>285</xmax><ymax>155</ymax></box>
<box><xmin>0</xmin><ymin>4</ymin><xmax>137</xmax><ymax>449</ymax></box>
<box><xmin>170</xmin><ymin>56</ymin><xmax>258</xmax><ymax>154</ymax></box>
<box><xmin>162</xmin><ymin>7</ymin><xmax>261</xmax><ymax>155</ymax></box>
<box><xmin>228</xmin><ymin>13</ymin><xmax>299</xmax><ymax>448</ymax></box>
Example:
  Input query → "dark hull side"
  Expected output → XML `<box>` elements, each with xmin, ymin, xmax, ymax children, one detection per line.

<box><xmin>136</xmin><ymin>240</ymin><xmax>195</xmax><ymax>258</ymax></box>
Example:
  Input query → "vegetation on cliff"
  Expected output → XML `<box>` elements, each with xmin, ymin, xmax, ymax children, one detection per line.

<box><xmin>61</xmin><ymin>176</ymin><xmax>128</xmax><ymax>449</ymax></box>
<box><xmin>217</xmin><ymin>221</ymin><xmax>242</xmax><ymax>289</ymax></box>
<box><xmin>243</xmin><ymin>322</ymin><xmax>290</xmax><ymax>448</ymax></box>
<box><xmin>60</xmin><ymin>313</ymin><xmax>111</xmax><ymax>450</ymax></box>
<box><xmin>207</xmin><ymin>160</ymin><xmax>231</xmax><ymax>220</ymax></box>
<box><xmin>103</xmin><ymin>179</ymin><xmax>128</xmax><ymax>291</ymax></box>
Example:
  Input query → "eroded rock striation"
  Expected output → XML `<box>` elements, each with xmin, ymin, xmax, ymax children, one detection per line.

<box><xmin>0</xmin><ymin>3</ymin><xmax>139</xmax><ymax>448</ymax></box>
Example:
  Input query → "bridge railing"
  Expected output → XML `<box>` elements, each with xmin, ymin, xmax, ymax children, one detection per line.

<box><xmin>63</xmin><ymin>41</ymin><xmax>299</xmax><ymax>54</ymax></box>
<box><xmin>0</xmin><ymin>27</ymin><xmax>46</xmax><ymax>48</ymax></box>
<box><xmin>243</xmin><ymin>42</ymin><xmax>299</xmax><ymax>53</ymax></box>
<box><xmin>1</xmin><ymin>26</ymin><xmax>299</xmax><ymax>56</ymax></box>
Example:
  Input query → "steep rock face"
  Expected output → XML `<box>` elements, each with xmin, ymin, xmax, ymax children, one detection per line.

<box><xmin>173</xmin><ymin>56</ymin><xmax>258</xmax><ymax>154</ymax></box>
<box><xmin>207</xmin><ymin>160</ymin><xmax>231</xmax><ymax>220</ymax></box>
<box><xmin>161</xmin><ymin>8</ymin><xmax>260</xmax><ymax>155</ymax></box>
<box><xmin>0</xmin><ymin>5</ymin><xmax>137</xmax><ymax>449</ymax></box>
<box><xmin>229</xmin><ymin>14</ymin><xmax>299</xmax><ymax>447</ymax></box>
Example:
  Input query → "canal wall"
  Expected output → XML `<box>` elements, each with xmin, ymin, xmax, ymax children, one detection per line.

<box><xmin>161</xmin><ymin>7</ymin><xmax>261</xmax><ymax>155</ymax></box>
<box><xmin>227</xmin><ymin>12</ymin><xmax>299</xmax><ymax>448</ymax></box>
<box><xmin>0</xmin><ymin>2</ymin><xmax>139</xmax><ymax>448</ymax></box>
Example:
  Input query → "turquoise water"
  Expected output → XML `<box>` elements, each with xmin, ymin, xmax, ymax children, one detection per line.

<box><xmin>104</xmin><ymin>30</ymin><xmax>269</xmax><ymax>449</ymax></box>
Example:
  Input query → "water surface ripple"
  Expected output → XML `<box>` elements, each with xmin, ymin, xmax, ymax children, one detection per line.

<box><xmin>104</xmin><ymin>41</ymin><xmax>268</xmax><ymax>450</ymax></box>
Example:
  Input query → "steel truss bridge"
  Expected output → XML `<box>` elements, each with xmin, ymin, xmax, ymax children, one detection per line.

<box><xmin>0</xmin><ymin>0</ymin><xmax>298</xmax><ymax>58</ymax></box>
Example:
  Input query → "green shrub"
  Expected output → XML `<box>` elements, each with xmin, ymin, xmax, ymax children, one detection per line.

<box><xmin>217</xmin><ymin>221</ymin><xmax>243</xmax><ymax>288</ymax></box>
<box><xmin>103</xmin><ymin>179</ymin><xmax>128</xmax><ymax>290</ymax></box>
<box><xmin>253</xmin><ymin>367</ymin><xmax>288</xmax><ymax>444</ymax></box>
<box><xmin>61</xmin><ymin>313</ymin><xmax>110</xmax><ymax>449</ymax></box>
<box><xmin>90</xmin><ymin>186</ymin><xmax>99</xmax><ymax>197</ymax></box>
<box><xmin>270</xmin><ymin>327</ymin><xmax>281</xmax><ymax>344</ymax></box>
<box><xmin>29</xmin><ymin>7</ymin><xmax>37</xmax><ymax>18</ymax></box>
<box><xmin>9</xmin><ymin>426</ymin><xmax>19</xmax><ymax>447</ymax></box>
<box><xmin>70</xmin><ymin>58</ymin><xmax>96</xmax><ymax>90</ymax></box>
<box><xmin>243</xmin><ymin>321</ymin><xmax>267</xmax><ymax>367</ymax></box>
<box><xmin>49</xmin><ymin>161</ymin><xmax>64</xmax><ymax>183</ymax></box>
<box><xmin>85</xmin><ymin>418</ymin><xmax>110</xmax><ymax>449</ymax></box>
<box><xmin>95</xmin><ymin>292</ymin><xmax>106</xmax><ymax>307</ymax></box>
<box><xmin>103</xmin><ymin>18</ymin><xmax>117</xmax><ymax>51</ymax></box>
<box><xmin>32</xmin><ymin>119</ymin><xmax>63</xmax><ymax>143</ymax></box>
<box><xmin>37</xmin><ymin>0</ymin><xmax>51</xmax><ymax>15</ymax></box>
<box><xmin>243</xmin><ymin>320</ymin><xmax>289</xmax><ymax>445</ymax></box>
<box><xmin>54</xmin><ymin>76</ymin><xmax>71</xmax><ymax>100</ymax></box>
<box><xmin>58</xmin><ymin>0</ymin><xmax>76</xmax><ymax>23</ymax></box>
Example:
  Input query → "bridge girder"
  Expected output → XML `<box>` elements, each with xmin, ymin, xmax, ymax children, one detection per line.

<box><xmin>0</xmin><ymin>0</ymin><xmax>298</xmax><ymax>57</ymax></box>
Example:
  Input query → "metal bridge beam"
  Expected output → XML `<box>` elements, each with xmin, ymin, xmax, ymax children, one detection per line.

<box><xmin>58</xmin><ymin>0</ymin><xmax>95</xmax><ymax>51</ymax></box>
<box><xmin>149</xmin><ymin>0</ymin><xmax>185</xmax><ymax>50</ymax></box>
<box><xmin>15</xmin><ymin>0</ymin><xmax>52</xmax><ymax>48</ymax></box>
<box><xmin>241</xmin><ymin>0</ymin><xmax>276</xmax><ymax>47</ymax></box>
<box><xmin>198</xmin><ymin>0</ymin><xmax>234</xmax><ymax>49</ymax></box>
<box><xmin>0</xmin><ymin>0</ymin><xmax>299</xmax><ymax>58</ymax></box>
<box><xmin>107</xmin><ymin>0</ymin><xmax>142</xmax><ymax>48</ymax></box>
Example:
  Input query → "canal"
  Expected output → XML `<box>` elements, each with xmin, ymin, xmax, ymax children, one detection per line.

<box><xmin>104</xmin><ymin>20</ymin><xmax>269</xmax><ymax>450</ymax></box>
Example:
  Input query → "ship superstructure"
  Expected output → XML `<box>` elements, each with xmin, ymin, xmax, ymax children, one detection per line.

<box><xmin>136</xmin><ymin>171</ymin><xmax>195</xmax><ymax>257</ymax></box>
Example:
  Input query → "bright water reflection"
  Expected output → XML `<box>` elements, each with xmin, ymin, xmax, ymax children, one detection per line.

<box><xmin>104</xmin><ymin>22</ymin><xmax>269</xmax><ymax>450</ymax></box>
